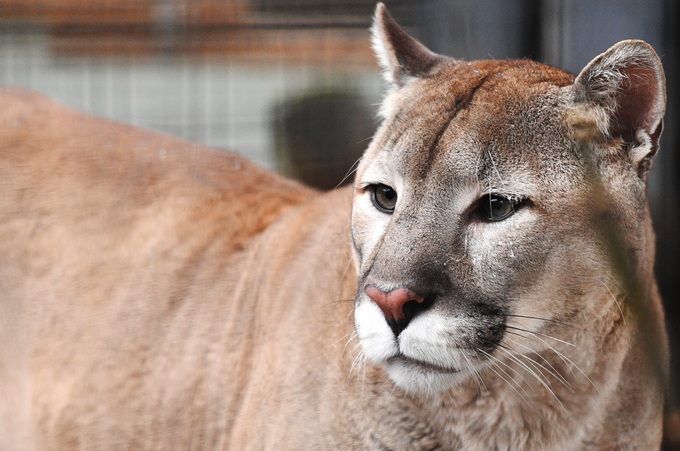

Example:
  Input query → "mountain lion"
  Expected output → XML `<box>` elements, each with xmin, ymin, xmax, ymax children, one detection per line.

<box><xmin>0</xmin><ymin>3</ymin><xmax>669</xmax><ymax>449</ymax></box>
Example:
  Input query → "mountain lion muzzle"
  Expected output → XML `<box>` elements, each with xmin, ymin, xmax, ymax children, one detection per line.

<box><xmin>0</xmin><ymin>2</ymin><xmax>669</xmax><ymax>449</ymax></box>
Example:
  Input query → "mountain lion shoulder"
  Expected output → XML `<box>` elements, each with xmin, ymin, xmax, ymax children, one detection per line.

<box><xmin>0</xmin><ymin>3</ymin><xmax>668</xmax><ymax>449</ymax></box>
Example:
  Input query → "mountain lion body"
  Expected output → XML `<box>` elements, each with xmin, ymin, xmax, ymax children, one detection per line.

<box><xmin>0</xmin><ymin>4</ymin><xmax>668</xmax><ymax>449</ymax></box>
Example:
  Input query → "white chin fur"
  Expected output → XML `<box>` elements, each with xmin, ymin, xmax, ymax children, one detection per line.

<box><xmin>385</xmin><ymin>359</ymin><xmax>463</xmax><ymax>393</ymax></box>
<box><xmin>355</xmin><ymin>299</ymin><xmax>473</xmax><ymax>393</ymax></box>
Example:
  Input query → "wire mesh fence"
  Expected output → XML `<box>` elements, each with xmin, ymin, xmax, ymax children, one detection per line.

<box><xmin>0</xmin><ymin>0</ymin><xmax>385</xmax><ymax>177</ymax></box>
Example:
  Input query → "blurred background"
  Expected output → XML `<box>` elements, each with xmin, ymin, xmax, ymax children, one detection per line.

<box><xmin>1</xmin><ymin>0</ymin><xmax>679</xmax><ymax>418</ymax></box>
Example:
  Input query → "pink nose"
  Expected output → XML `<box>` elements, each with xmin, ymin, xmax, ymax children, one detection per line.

<box><xmin>364</xmin><ymin>285</ymin><xmax>425</xmax><ymax>322</ymax></box>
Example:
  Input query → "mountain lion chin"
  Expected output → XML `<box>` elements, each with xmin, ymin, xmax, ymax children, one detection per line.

<box><xmin>385</xmin><ymin>356</ymin><xmax>464</xmax><ymax>393</ymax></box>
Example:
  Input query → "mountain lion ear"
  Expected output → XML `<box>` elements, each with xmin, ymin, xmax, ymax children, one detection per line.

<box><xmin>371</xmin><ymin>3</ymin><xmax>448</xmax><ymax>88</ymax></box>
<box><xmin>570</xmin><ymin>40</ymin><xmax>666</xmax><ymax>176</ymax></box>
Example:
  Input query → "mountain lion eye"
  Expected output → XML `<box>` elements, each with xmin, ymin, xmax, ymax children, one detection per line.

<box><xmin>370</xmin><ymin>184</ymin><xmax>397</xmax><ymax>213</ymax></box>
<box><xmin>480</xmin><ymin>194</ymin><xmax>516</xmax><ymax>221</ymax></box>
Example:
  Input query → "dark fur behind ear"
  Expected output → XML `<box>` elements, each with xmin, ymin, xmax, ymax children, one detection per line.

<box><xmin>371</xmin><ymin>3</ymin><xmax>449</xmax><ymax>88</ymax></box>
<box><xmin>571</xmin><ymin>40</ymin><xmax>666</xmax><ymax>176</ymax></box>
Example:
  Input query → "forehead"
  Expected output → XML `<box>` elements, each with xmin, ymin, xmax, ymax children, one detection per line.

<box><xmin>371</xmin><ymin>59</ymin><xmax>577</xmax><ymax>187</ymax></box>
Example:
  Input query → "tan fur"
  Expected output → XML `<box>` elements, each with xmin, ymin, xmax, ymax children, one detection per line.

<box><xmin>0</xmin><ymin>4</ymin><xmax>669</xmax><ymax>449</ymax></box>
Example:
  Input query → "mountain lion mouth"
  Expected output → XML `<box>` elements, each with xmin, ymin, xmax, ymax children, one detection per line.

<box><xmin>388</xmin><ymin>355</ymin><xmax>460</xmax><ymax>374</ymax></box>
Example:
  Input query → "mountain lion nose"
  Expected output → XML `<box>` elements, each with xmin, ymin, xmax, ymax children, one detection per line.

<box><xmin>364</xmin><ymin>285</ymin><xmax>425</xmax><ymax>335</ymax></box>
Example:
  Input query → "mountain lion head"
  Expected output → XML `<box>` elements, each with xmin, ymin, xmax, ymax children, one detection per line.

<box><xmin>352</xmin><ymin>4</ymin><xmax>666</xmax><ymax>394</ymax></box>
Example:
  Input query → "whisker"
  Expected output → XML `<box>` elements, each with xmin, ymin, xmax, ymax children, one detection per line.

<box><xmin>508</xmin><ymin>329</ymin><xmax>599</xmax><ymax>393</ymax></box>
<box><xmin>505</xmin><ymin>313</ymin><xmax>579</xmax><ymax>329</ymax></box>
<box><xmin>446</xmin><ymin>391</ymin><xmax>459</xmax><ymax>407</ymax></box>
<box><xmin>346</xmin><ymin>311</ymin><xmax>353</xmax><ymax>324</ymax></box>
<box><xmin>479</xmin><ymin>350</ymin><xmax>531</xmax><ymax>404</ymax></box>
<box><xmin>602</xmin><ymin>273</ymin><xmax>626</xmax><ymax>294</ymax></box>
<box><xmin>378</xmin><ymin>376</ymin><xmax>391</xmax><ymax>391</ymax></box>
<box><xmin>350</xmin><ymin>349</ymin><xmax>366</xmax><ymax>377</ymax></box>
<box><xmin>519</xmin><ymin>352</ymin><xmax>573</xmax><ymax>392</ymax></box>
<box><xmin>481</xmin><ymin>350</ymin><xmax>527</xmax><ymax>385</ymax></box>
<box><xmin>349</xmin><ymin>351</ymin><xmax>369</xmax><ymax>394</ymax></box>
<box><xmin>498</xmin><ymin>346</ymin><xmax>566</xmax><ymax>412</ymax></box>
<box><xmin>461</xmin><ymin>351</ymin><xmax>486</xmax><ymax>393</ymax></box>
<box><xmin>599</xmin><ymin>278</ymin><xmax>628</xmax><ymax>328</ymax></box>
<box><xmin>505</xmin><ymin>325</ymin><xmax>576</xmax><ymax>347</ymax></box>
<box><xmin>498</xmin><ymin>343</ymin><xmax>543</xmax><ymax>381</ymax></box>
<box><xmin>479</xmin><ymin>349</ymin><xmax>531</xmax><ymax>392</ymax></box>
<box><xmin>330</xmin><ymin>297</ymin><xmax>355</xmax><ymax>305</ymax></box>
<box><xmin>507</xmin><ymin>329</ymin><xmax>577</xmax><ymax>374</ymax></box>
<box><xmin>341</xmin><ymin>334</ymin><xmax>361</xmax><ymax>360</ymax></box>
<box><xmin>486</xmin><ymin>148</ymin><xmax>506</xmax><ymax>188</ymax></box>
<box><xmin>336</xmin><ymin>330</ymin><xmax>357</xmax><ymax>348</ymax></box>
<box><xmin>504</xmin><ymin>336</ymin><xmax>573</xmax><ymax>390</ymax></box>
<box><xmin>544</xmin><ymin>347</ymin><xmax>598</xmax><ymax>393</ymax></box>
<box><xmin>348</xmin><ymin>341</ymin><xmax>363</xmax><ymax>355</ymax></box>
<box><xmin>388</xmin><ymin>382</ymin><xmax>398</xmax><ymax>399</ymax></box>
<box><xmin>334</xmin><ymin>156</ymin><xmax>363</xmax><ymax>189</ymax></box>
<box><xmin>340</xmin><ymin>256</ymin><xmax>355</xmax><ymax>289</ymax></box>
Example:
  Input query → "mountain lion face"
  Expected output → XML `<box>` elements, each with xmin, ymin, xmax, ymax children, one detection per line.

<box><xmin>351</xmin><ymin>5</ymin><xmax>665</xmax><ymax>393</ymax></box>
